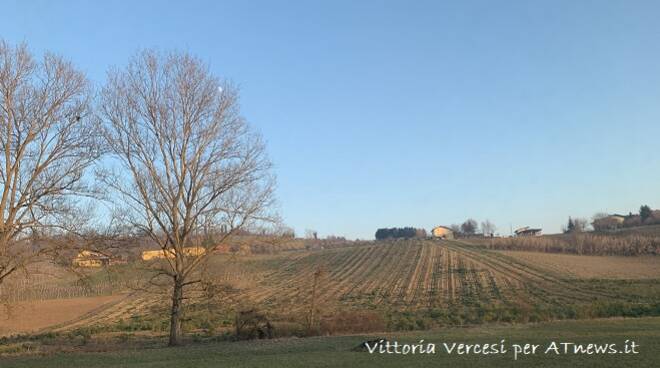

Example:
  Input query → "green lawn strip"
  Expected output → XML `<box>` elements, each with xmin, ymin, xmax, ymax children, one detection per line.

<box><xmin>3</xmin><ymin>317</ymin><xmax>658</xmax><ymax>368</ymax></box>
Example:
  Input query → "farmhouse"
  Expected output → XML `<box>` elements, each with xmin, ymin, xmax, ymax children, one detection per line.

<box><xmin>592</xmin><ymin>214</ymin><xmax>626</xmax><ymax>231</ymax></box>
<box><xmin>431</xmin><ymin>226</ymin><xmax>454</xmax><ymax>239</ymax></box>
<box><xmin>72</xmin><ymin>250</ymin><xmax>111</xmax><ymax>268</ymax></box>
<box><xmin>141</xmin><ymin>246</ymin><xmax>207</xmax><ymax>261</ymax></box>
<box><xmin>514</xmin><ymin>226</ymin><xmax>542</xmax><ymax>237</ymax></box>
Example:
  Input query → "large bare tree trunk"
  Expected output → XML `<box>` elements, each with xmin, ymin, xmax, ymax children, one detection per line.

<box><xmin>169</xmin><ymin>276</ymin><xmax>184</xmax><ymax>346</ymax></box>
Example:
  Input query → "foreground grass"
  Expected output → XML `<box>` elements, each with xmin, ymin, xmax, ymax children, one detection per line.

<box><xmin>2</xmin><ymin>317</ymin><xmax>659</xmax><ymax>367</ymax></box>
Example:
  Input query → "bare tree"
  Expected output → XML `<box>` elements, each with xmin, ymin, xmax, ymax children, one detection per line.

<box><xmin>99</xmin><ymin>50</ymin><xmax>275</xmax><ymax>346</ymax></box>
<box><xmin>564</xmin><ymin>216</ymin><xmax>588</xmax><ymax>233</ymax></box>
<box><xmin>0</xmin><ymin>40</ymin><xmax>99</xmax><ymax>287</ymax></box>
<box><xmin>306</xmin><ymin>266</ymin><xmax>325</xmax><ymax>334</ymax></box>
<box><xmin>480</xmin><ymin>220</ymin><xmax>496</xmax><ymax>237</ymax></box>
<box><xmin>572</xmin><ymin>218</ymin><xmax>588</xmax><ymax>233</ymax></box>
<box><xmin>305</xmin><ymin>229</ymin><xmax>318</xmax><ymax>240</ymax></box>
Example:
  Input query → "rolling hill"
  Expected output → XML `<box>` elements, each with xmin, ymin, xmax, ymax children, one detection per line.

<box><xmin>41</xmin><ymin>239</ymin><xmax>660</xmax><ymax>334</ymax></box>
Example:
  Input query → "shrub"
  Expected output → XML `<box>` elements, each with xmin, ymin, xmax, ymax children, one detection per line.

<box><xmin>234</xmin><ymin>309</ymin><xmax>273</xmax><ymax>340</ymax></box>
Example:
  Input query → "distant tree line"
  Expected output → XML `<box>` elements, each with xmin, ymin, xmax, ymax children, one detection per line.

<box><xmin>375</xmin><ymin>227</ymin><xmax>427</xmax><ymax>240</ymax></box>
<box><xmin>448</xmin><ymin>219</ymin><xmax>496</xmax><ymax>238</ymax></box>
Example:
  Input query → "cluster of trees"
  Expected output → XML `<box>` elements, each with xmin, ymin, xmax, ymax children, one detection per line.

<box><xmin>564</xmin><ymin>205</ymin><xmax>660</xmax><ymax>233</ymax></box>
<box><xmin>592</xmin><ymin>205</ymin><xmax>660</xmax><ymax>231</ymax></box>
<box><xmin>563</xmin><ymin>217</ymin><xmax>588</xmax><ymax>233</ymax></box>
<box><xmin>375</xmin><ymin>227</ymin><xmax>427</xmax><ymax>240</ymax></box>
<box><xmin>302</xmin><ymin>230</ymin><xmax>351</xmax><ymax>250</ymax></box>
<box><xmin>0</xmin><ymin>40</ymin><xmax>275</xmax><ymax>346</ymax></box>
<box><xmin>448</xmin><ymin>219</ymin><xmax>496</xmax><ymax>237</ymax></box>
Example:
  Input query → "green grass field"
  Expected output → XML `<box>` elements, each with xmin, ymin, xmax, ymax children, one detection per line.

<box><xmin>3</xmin><ymin>317</ymin><xmax>659</xmax><ymax>367</ymax></box>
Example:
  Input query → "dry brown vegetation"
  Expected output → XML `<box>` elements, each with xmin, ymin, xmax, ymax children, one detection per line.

<box><xmin>0</xmin><ymin>240</ymin><xmax>657</xmax><ymax>362</ymax></box>
<box><xmin>499</xmin><ymin>251</ymin><xmax>660</xmax><ymax>279</ymax></box>
<box><xmin>472</xmin><ymin>233</ymin><xmax>660</xmax><ymax>256</ymax></box>
<box><xmin>1</xmin><ymin>238</ymin><xmax>659</xmax><ymax>353</ymax></box>
<box><xmin>0</xmin><ymin>264</ymin><xmax>120</xmax><ymax>303</ymax></box>
<box><xmin>34</xmin><ymin>239</ymin><xmax>659</xmax><ymax>340</ymax></box>
<box><xmin>0</xmin><ymin>295</ymin><xmax>124</xmax><ymax>336</ymax></box>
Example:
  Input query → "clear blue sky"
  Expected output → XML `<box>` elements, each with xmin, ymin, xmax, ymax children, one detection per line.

<box><xmin>3</xmin><ymin>0</ymin><xmax>660</xmax><ymax>239</ymax></box>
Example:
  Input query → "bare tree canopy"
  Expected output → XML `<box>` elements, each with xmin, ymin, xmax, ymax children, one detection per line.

<box><xmin>98</xmin><ymin>49</ymin><xmax>275</xmax><ymax>346</ymax></box>
<box><xmin>480</xmin><ymin>220</ymin><xmax>496</xmax><ymax>237</ymax></box>
<box><xmin>0</xmin><ymin>40</ymin><xmax>99</xmax><ymax>285</ymax></box>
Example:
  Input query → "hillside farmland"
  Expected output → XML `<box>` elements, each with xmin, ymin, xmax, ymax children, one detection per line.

<box><xmin>469</xmin><ymin>232</ymin><xmax>660</xmax><ymax>256</ymax></box>
<box><xmin>38</xmin><ymin>239</ymin><xmax>660</xmax><ymax>337</ymax></box>
<box><xmin>499</xmin><ymin>251</ymin><xmax>660</xmax><ymax>279</ymax></box>
<box><xmin>0</xmin><ymin>295</ymin><xmax>125</xmax><ymax>336</ymax></box>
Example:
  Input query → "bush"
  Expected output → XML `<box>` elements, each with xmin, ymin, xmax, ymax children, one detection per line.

<box><xmin>234</xmin><ymin>309</ymin><xmax>273</xmax><ymax>340</ymax></box>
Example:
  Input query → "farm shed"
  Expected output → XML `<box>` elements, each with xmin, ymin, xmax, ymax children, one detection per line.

<box><xmin>431</xmin><ymin>226</ymin><xmax>454</xmax><ymax>239</ymax></box>
<box><xmin>514</xmin><ymin>226</ymin><xmax>542</xmax><ymax>237</ymax></box>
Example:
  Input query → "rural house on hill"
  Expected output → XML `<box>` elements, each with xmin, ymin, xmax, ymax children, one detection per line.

<box><xmin>514</xmin><ymin>226</ymin><xmax>542</xmax><ymax>237</ymax></box>
<box><xmin>431</xmin><ymin>226</ymin><xmax>454</xmax><ymax>239</ymax></box>
<box><xmin>141</xmin><ymin>246</ymin><xmax>207</xmax><ymax>261</ymax></box>
<box><xmin>72</xmin><ymin>250</ymin><xmax>111</xmax><ymax>267</ymax></box>
<box><xmin>592</xmin><ymin>214</ymin><xmax>627</xmax><ymax>231</ymax></box>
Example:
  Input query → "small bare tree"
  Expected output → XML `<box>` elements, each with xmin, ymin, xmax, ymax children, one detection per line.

<box><xmin>0</xmin><ymin>40</ymin><xmax>99</xmax><ymax>287</ymax></box>
<box><xmin>99</xmin><ymin>50</ymin><xmax>275</xmax><ymax>346</ymax></box>
<box><xmin>480</xmin><ymin>220</ymin><xmax>496</xmax><ymax>237</ymax></box>
<box><xmin>305</xmin><ymin>229</ymin><xmax>318</xmax><ymax>240</ymax></box>
<box><xmin>572</xmin><ymin>218</ymin><xmax>588</xmax><ymax>233</ymax></box>
<box><xmin>306</xmin><ymin>266</ymin><xmax>325</xmax><ymax>334</ymax></box>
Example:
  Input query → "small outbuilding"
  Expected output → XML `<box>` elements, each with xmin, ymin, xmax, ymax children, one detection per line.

<box><xmin>431</xmin><ymin>226</ymin><xmax>454</xmax><ymax>239</ymax></box>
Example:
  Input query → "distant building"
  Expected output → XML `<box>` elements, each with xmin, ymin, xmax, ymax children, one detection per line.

<box><xmin>141</xmin><ymin>246</ymin><xmax>206</xmax><ymax>261</ymax></box>
<box><xmin>514</xmin><ymin>226</ymin><xmax>542</xmax><ymax>237</ymax></box>
<box><xmin>73</xmin><ymin>250</ymin><xmax>111</xmax><ymax>268</ymax></box>
<box><xmin>141</xmin><ymin>249</ymin><xmax>174</xmax><ymax>261</ymax></box>
<box><xmin>182</xmin><ymin>246</ymin><xmax>206</xmax><ymax>257</ymax></box>
<box><xmin>431</xmin><ymin>226</ymin><xmax>454</xmax><ymax>239</ymax></box>
<box><xmin>592</xmin><ymin>214</ymin><xmax>626</xmax><ymax>231</ymax></box>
